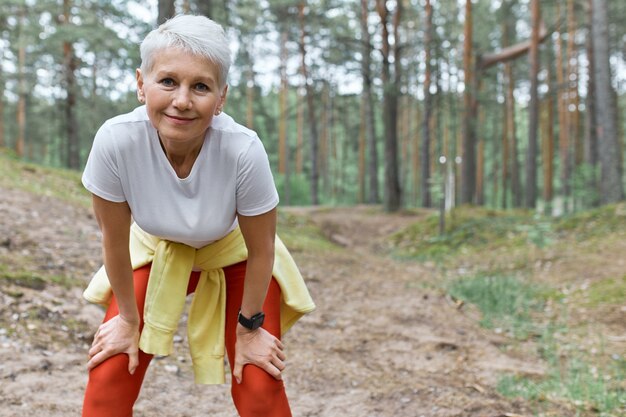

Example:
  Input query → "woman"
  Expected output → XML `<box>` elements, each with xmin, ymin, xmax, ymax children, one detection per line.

<box><xmin>80</xmin><ymin>14</ymin><xmax>315</xmax><ymax>417</ymax></box>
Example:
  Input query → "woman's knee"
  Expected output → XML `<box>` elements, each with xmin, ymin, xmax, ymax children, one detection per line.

<box><xmin>231</xmin><ymin>365</ymin><xmax>288</xmax><ymax>415</ymax></box>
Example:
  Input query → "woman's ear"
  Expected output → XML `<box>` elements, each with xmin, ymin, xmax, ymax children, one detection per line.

<box><xmin>136</xmin><ymin>68</ymin><xmax>145</xmax><ymax>103</ymax></box>
<box><xmin>217</xmin><ymin>85</ymin><xmax>228</xmax><ymax>113</ymax></box>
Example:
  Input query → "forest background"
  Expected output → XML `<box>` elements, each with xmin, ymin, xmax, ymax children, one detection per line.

<box><xmin>1</xmin><ymin>0</ymin><xmax>625</xmax><ymax>213</ymax></box>
<box><xmin>1</xmin><ymin>1</ymin><xmax>626</xmax><ymax>415</ymax></box>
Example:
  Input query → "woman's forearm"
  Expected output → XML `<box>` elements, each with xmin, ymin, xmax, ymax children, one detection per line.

<box><xmin>237</xmin><ymin>209</ymin><xmax>277</xmax><ymax>318</ymax></box>
<box><xmin>102</xmin><ymin>241</ymin><xmax>138</xmax><ymax>323</ymax></box>
<box><xmin>92</xmin><ymin>194</ymin><xmax>138</xmax><ymax>323</ymax></box>
<box><xmin>240</xmin><ymin>250</ymin><xmax>274</xmax><ymax>318</ymax></box>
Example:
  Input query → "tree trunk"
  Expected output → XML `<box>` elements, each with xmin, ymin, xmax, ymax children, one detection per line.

<box><xmin>421</xmin><ymin>0</ymin><xmax>433</xmax><ymax>208</ymax></box>
<box><xmin>194</xmin><ymin>0</ymin><xmax>213</xmax><ymax>18</ymax></box>
<box><xmin>0</xmin><ymin>55</ymin><xmax>5</xmax><ymax>148</ymax></box>
<box><xmin>505</xmin><ymin>61</ymin><xmax>522</xmax><ymax>207</ymax></box>
<box><xmin>543</xmin><ymin>67</ymin><xmax>555</xmax><ymax>211</ymax></box>
<box><xmin>476</xmin><ymin>120</ymin><xmax>484</xmax><ymax>205</ymax></box>
<box><xmin>360</xmin><ymin>0</ymin><xmax>379</xmax><ymax>204</ymax></box>
<box><xmin>244</xmin><ymin>48</ymin><xmax>255</xmax><ymax>129</ymax></box>
<box><xmin>584</xmin><ymin>0</ymin><xmax>598</xmax><ymax>203</ymax></box>
<box><xmin>591</xmin><ymin>0</ymin><xmax>624</xmax><ymax>203</ymax></box>
<box><xmin>555</xmin><ymin>3</ymin><xmax>571</xmax><ymax>210</ymax></box>
<box><xmin>524</xmin><ymin>0</ymin><xmax>540</xmax><ymax>208</ymax></box>
<box><xmin>501</xmin><ymin>82</ymin><xmax>509</xmax><ymax>208</ymax></box>
<box><xmin>358</xmin><ymin>95</ymin><xmax>367</xmax><ymax>203</ymax></box>
<box><xmin>16</xmin><ymin>6</ymin><xmax>27</xmax><ymax>159</ymax></box>
<box><xmin>63</xmin><ymin>0</ymin><xmax>80</xmax><ymax>169</ymax></box>
<box><xmin>157</xmin><ymin>0</ymin><xmax>176</xmax><ymax>25</ymax></box>
<box><xmin>376</xmin><ymin>0</ymin><xmax>402</xmax><ymax>212</ymax></box>
<box><xmin>296</xmin><ymin>88</ymin><xmax>304</xmax><ymax>175</ymax></box>
<box><xmin>320</xmin><ymin>83</ymin><xmax>330</xmax><ymax>196</ymax></box>
<box><xmin>298</xmin><ymin>2</ymin><xmax>319</xmax><ymax>205</ymax></box>
<box><xmin>278</xmin><ymin>29</ymin><xmax>288</xmax><ymax>176</ymax></box>
<box><xmin>460</xmin><ymin>0</ymin><xmax>475</xmax><ymax>205</ymax></box>
<box><xmin>277</xmin><ymin>26</ymin><xmax>292</xmax><ymax>204</ymax></box>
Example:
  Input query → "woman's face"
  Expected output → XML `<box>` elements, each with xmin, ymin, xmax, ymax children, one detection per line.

<box><xmin>136</xmin><ymin>47</ymin><xmax>227</xmax><ymax>147</ymax></box>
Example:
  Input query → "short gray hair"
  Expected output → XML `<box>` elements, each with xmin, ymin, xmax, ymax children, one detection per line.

<box><xmin>140</xmin><ymin>14</ymin><xmax>231</xmax><ymax>88</ymax></box>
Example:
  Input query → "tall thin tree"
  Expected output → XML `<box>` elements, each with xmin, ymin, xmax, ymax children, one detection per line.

<box><xmin>376</xmin><ymin>0</ymin><xmax>402</xmax><ymax>212</ymax></box>
<box><xmin>63</xmin><ymin>0</ymin><xmax>80</xmax><ymax>169</ymax></box>
<box><xmin>298</xmin><ymin>2</ymin><xmax>320</xmax><ymax>205</ymax></box>
<box><xmin>524</xmin><ymin>0</ymin><xmax>540</xmax><ymax>208</ymax></box>
<box><xmin>460</xmin><ymin>0</ymin><xmax>475</xmax><ymax>204</ymax></box>
<box><xmin>591</xmin><ymin>0</ymin><xmax>624</xmax><ymax>203</ymax></box>
<box><xmin>421</xmin><ymin>0</ymin><xmax>433</xmax><ymax>208</ymax></box>
<box><xmin>360</xmin><ymin>0</ymin><xmax>379</xmax><ymax>204</ymax></box>
<box><xmin>15</xmin><ymin>5</ymin><xmax>26</xmax><ymax>159</ymax></box>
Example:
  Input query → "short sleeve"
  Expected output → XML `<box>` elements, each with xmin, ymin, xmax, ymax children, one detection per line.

<box><xmin>81</xmin><ymin>124</ymin><xmax>126</xmax><ymax>202</ymax></box>
<box><xmin>236</xmin><ymin>137</ymin><xmax>279</xmax><ymax>216</ymax></box>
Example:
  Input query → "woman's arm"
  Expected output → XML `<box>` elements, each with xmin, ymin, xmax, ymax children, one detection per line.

<box><xmin>238</xmin><ymin>208</ymin><xmax>276</xmax><ymax>318</ymax></box>
<box><xmin>233</xmin><ymin>207</ymin><xmax>286</xmax><ymax>383</ymax></box>
<box><xmin>86</xmin><ymin>194</ymin><xmax>139</xmax><ymax>374</ymax></box>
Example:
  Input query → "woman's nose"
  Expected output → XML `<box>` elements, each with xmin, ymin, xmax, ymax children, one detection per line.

<box><xmin>172</xmin><ymin>87</ymin><xmax>192</xmax><ymax>110</ymax></box>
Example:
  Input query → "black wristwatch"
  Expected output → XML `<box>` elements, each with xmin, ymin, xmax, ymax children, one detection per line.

<box><xmin>238</xmin><ymin>310</ymin><xmax>265</xmax><ymax>330</ymax></box>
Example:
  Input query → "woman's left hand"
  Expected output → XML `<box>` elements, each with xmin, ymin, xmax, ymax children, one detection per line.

<box><xmin>232</xmin><ymin>324</ymin><xmax>286</xmax><ymax>384</ymax></box>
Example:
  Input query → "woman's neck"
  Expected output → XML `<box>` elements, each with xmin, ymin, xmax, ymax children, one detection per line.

<box><xmin>158</xmin><ymin>134</ymin><xmax>204</xmax><ymax>178</ymax></box>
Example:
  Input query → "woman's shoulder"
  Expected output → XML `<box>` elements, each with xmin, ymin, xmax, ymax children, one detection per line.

<box><xmin>210</xmin><ymin>112</ymin><xmax>257</xmax><ymax>140</ymax></box>
<box><xmin>102</xmin><ymin>106</ymin><xmax>150</xmax><ymax>130</ymax></box>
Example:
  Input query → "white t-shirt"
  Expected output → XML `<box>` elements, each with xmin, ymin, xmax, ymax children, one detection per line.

<box><xmin>82</xmin><ymin>106</ymin><xmax>279</xmax><ymax>248</ymax></box>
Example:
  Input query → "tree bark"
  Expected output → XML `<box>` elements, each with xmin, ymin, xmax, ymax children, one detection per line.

<box><xmin>63</xmin><ymin>0</ymin><xmax>80</xmax><ymax>169</ymax></box>
<box><xmin>505</xmin><ymin>60</ymin><xmax>522</xmax><ymax>207</ymax></box>
<box><xmin>16</xmin><ymin>6</ymin><xmax>27</xmax><ymax>159</ymax></box>
<box><xmin>157</xmin><ymin>0</ymin><xmax>176</xmax><ymax>25</ymax></box>
<box><xmin>360</xmin><ymin>0</ymin><xmax>380</xmax><ymax>204</ymax></box>
<box><xmin>460</xmin><ymin>0</ymin><xmax>475</xmax><ymax>205</ymax></box>
<box><xmin>584</xmin><ymin>0</ymin><xmax>598</xmax><ymax>204</ymax></box>
<box><xmin>555</xmin><ymin>5</ymin><xmax>570</xmax><ymax>210</ymax></box>
<box><xmin>543</xmin><ymin>67</ymin><xmax>555</xmax><ymax>211</ymax></box>
<box><xmin>0</xmin><ymin>51</ymin><xmax>5</xmax><ymax>148</ymax></box>
<box><xmin>524</xmin><ymin>0</ymin><xmax>540</xmax><ymax>208</ymax></box>
<box><xmin>376</xmin><ymin>0</ymin><xmax>402</xmax><ymax>212</ymax></box>
<box><xmin>194</xmin><ymin>0</ymin><xmax>213</xmax><ymax>18</ymax></box>
<box><xmin>420</xmin><ymin>0</ymin><xmax>433</xmax><ymax>208</ymax></box>
<box><xmin>243</xmin><ymin>47</ymin><xmax>255</xmax><ymax>129</ymax></box>
<box><xmin>298</xmin><ymin>2</ymin><xmax>319</xmax><ymax>205</ymax></box>
<box><xmin>591</xmin><ymin>0</ymin><xmax>624</xmax><ymax>203</ymax></box>
<box><xmin>278</xmin><ymin>29</ymin><xmax>288</xmax><ymax>176</ymax></box>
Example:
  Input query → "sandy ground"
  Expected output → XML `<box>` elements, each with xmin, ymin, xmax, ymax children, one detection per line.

<box><xmin>0</xmin><ymin>187</ymin><xmax>589</xmax><ymax>416</ymax></box>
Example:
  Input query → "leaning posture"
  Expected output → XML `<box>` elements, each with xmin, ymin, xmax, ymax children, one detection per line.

<box><xmin>80</xmin><ymin>14</ymin><xmax>315</xmax><ymax>417</ymax></box>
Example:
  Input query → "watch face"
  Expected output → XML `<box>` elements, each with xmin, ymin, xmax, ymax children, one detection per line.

<box><xmin>239</xmin><ymin>311</ymin><xmax>265</xmax><ymax>330</ymax></box>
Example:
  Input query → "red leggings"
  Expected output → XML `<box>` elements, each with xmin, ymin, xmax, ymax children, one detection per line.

<box><xmin>82</xmin><ymin>262</ymin><xmax>292</xmax><ymax>417</ymax></box>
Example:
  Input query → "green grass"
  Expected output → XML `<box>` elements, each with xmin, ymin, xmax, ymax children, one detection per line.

<box><xmin>277</xmin><ymin>210</ymin><xmax>338</xmax><ymax>253</ymax></box>
<box><xmin>0</xmin><ymin>263</ymin><xmax>80</xmax><ymax>290</ymax></box>
<box><xmin>554</xmin><ymin>203</ymin><xmax>626</xmax><ymax>241</ymax></box>
<box><xmin>577</xmin><ymin>275</ymin><xmax>626</xmax><ymax>307</ymax></box>
<box><xmin>446</xmin><ymin>270</ymin><xmax>626</xmax><ymax>416</ymax></box>
<box><xmin>448</xmin><ymin>272</ymin><xmax>546</xmax><ymax>339</ymax></box>
<box><xmin>390</xmin><ymin>203</ymin><xmax>626</xmax><ymax>264</ymax></box>
<box><xmin>498</xmin><ymin>343</ymin><xmax>626</xmax><ymax>416</ymax></box>
<box><xmin>0</xmin><ymin>149</ymin><xmax>90</xmax><ymax>207</ymax></box>
<box><xmin>389</xmin><ymin>206</ymin><xmax>550</xmax><ymax>263</ymax></box>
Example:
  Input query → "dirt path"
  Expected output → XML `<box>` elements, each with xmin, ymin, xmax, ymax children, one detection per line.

<box><xmin>0</xmin><ymin>189</ymin><xmax>556</xmax><ymax>416</ymax></box>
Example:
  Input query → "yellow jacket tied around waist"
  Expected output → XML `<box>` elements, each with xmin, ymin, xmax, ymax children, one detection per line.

<box><xmin>83</xmin><ymin>223</ymin><xmax>315</xmax><ymax>384</ymax></box>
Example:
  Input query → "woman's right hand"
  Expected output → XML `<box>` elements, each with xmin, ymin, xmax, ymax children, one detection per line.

<box><xmin>87</xmin><ymin>314</ymin><xmax>140</xmax><ymax>374</ymax></box>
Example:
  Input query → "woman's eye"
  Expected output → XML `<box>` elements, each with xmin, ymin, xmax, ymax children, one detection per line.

<box><xmin>194</xmin><ymin>83</ymin><xmax>209</xmax><ymax>92</ymax></box>
<box><xmin>160</xmin><ymin>78</ymin><xmax>175</xmax><ymax>87</ymax></box>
